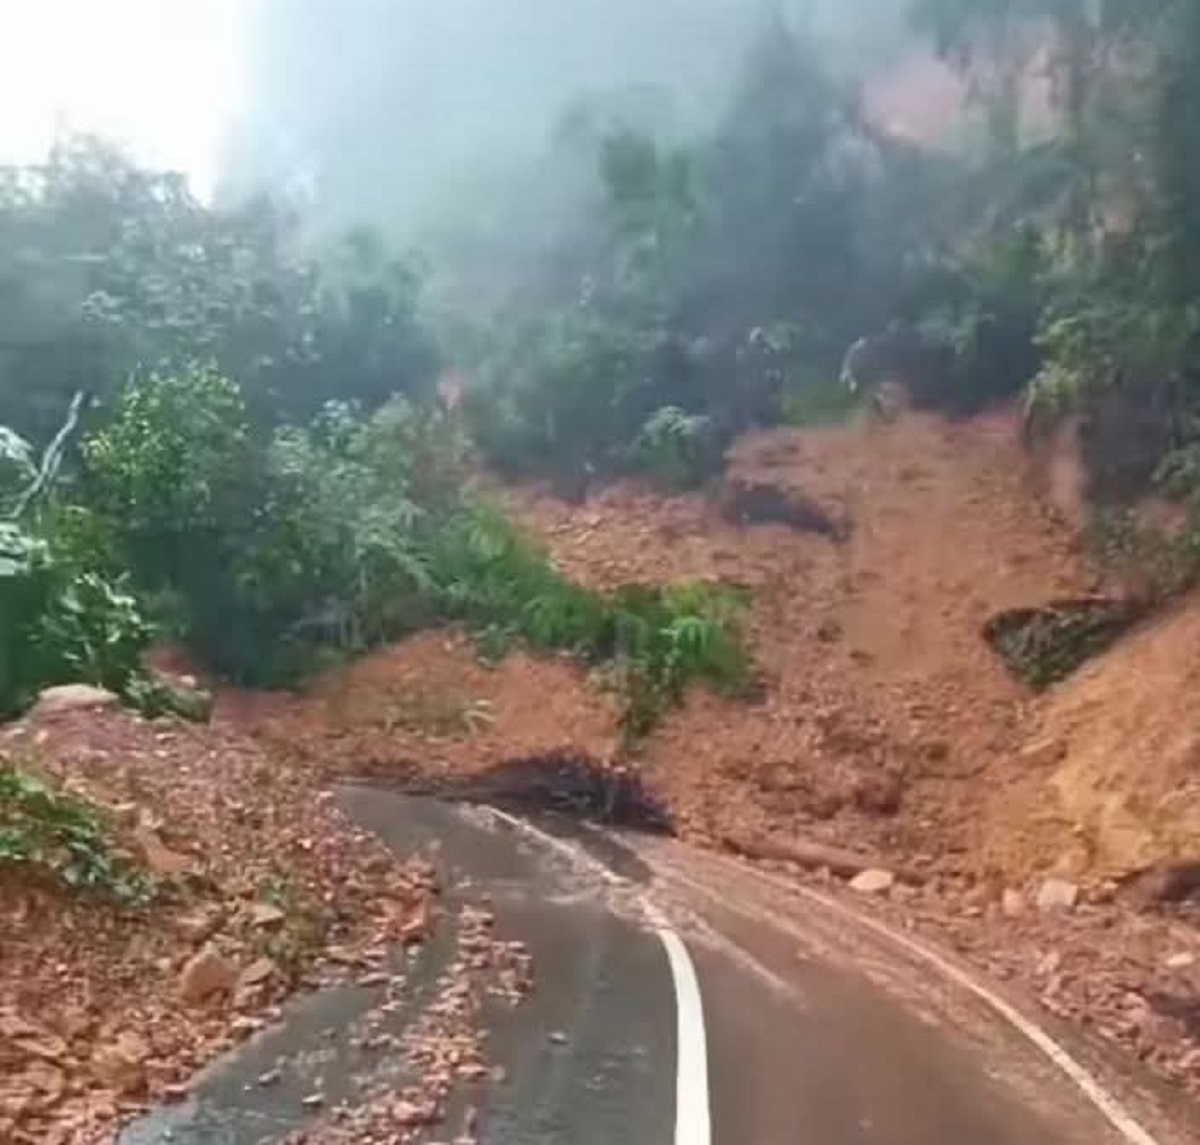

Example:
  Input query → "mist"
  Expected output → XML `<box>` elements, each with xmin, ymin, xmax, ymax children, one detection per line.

<box><xmin>219</xmin><ymin>0</ymin><xmax>928</xmax><ymax>307</ymax></box>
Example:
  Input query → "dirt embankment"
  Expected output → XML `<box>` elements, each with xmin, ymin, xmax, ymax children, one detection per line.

<box><xmin>228</xmin><ymin>402</ymin><xmax>1200</xmax><ymax>1097</ymax></box>
<box><xmin>243</xmin><ymin>402</ymin><xmax>1191</xmax><ymax>885</ymax></box>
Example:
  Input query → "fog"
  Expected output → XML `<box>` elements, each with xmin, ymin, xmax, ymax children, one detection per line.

<box><xmin>219</xmin><ymin>1</ymin><xmax>925</xmax><ymax>304</ymax></box>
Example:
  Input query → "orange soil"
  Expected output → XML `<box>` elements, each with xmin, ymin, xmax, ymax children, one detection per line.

<box><xmin>245</xmin><ymin>406</ymin><xmax>1107</xmax><ymax>880</ymax></box>
<box><xmin>211</xmin><ymin>403</ymin><xmax>1200</xmax><ymax>1097</ymax></box>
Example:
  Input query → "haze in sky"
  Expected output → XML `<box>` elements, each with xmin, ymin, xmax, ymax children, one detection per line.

<box><xmin>0</xmin><ymin>0</ymin><xmax>247</xmax><ymax>198</ymax></box>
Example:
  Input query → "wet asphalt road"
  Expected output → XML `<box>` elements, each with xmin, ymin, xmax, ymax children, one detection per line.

<box><xmin>120</xmin><ymin>787</ymin><xmax>1197</xmax><ymax>1145</ymax></box>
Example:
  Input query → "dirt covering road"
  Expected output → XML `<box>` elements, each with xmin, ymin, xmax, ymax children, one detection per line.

<box><xmin>239</xmin><ymin>406</ymin><xmax>1200</xmax><ymax>1101</ymax></box>
<box><xmin>4</xmin><ymin>404</ymin><xmax>1200</xmax><ymax>1141</ymax></box>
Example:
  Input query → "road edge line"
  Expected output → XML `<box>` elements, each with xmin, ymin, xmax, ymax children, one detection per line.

<box><xmin>484</xmin><ymin>808</ymin><xmax>712</xmax><ymax>1145</ymax></box>
<box><xmin>657</xmin><ymin>926</ymin><xmax>713</xmax><ymax>1145</ymax></box>
<box><xmin>746</xmin><ymin>862</ymin><xmax>1163</xmax><ymax>1145</ymax></box>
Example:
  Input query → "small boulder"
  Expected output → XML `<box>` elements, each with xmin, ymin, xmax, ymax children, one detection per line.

<box><xmin>1001</xmin><ymin>889</ymin><xmax>1027</xmax><ymax>919</ymax></box>
<box><xmin>1036</xmin><ymin>878</ymin><xmax>1079</xmax><ymax>913</ymax></box>
<box><xmin>237</xmin><ymin>957</ymin><xmax>278</xmax><ymax>989</ymax></box>
<box><xmin>32</xmin><ymin>684</ymin><xmax>120</xmax><ymax>718</ymax></box>
<box><xmin>248</xmin><ymin>902</ymin><xmax>287</xmax><ymax>930</ymax></box>
<box><xmin>91</xmin><ymin>1031</ymin><xmax>151</xmax><ymax>1095</ymax></box>
<box><xmin>179</xmin><ymin>946</ymin><xmax>237</xmax><ymax>1004</ymax></box>
<box><xmin>132</xmin><ymin>827</ymin><xmax>192</xmax><ymax>878</ymax></box>
<box><xmin>849</xmin><ymin>868</ymin><xmax>896</xmax><ymax>896</ymax></box>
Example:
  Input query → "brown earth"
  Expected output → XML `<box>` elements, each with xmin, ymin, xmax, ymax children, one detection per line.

<box><xmin>8</xmin><ymin>401</ymin><xmax>1200</xmax><ymax>1139</ymax></box>
<box><xmin>234</xmin><ymin>402</ymin><xmax>1200</xmax><ymax>1098</ymax></box>
<box><xmin>0</xmin><ymin>705</ymin><xmax>442</xmax><ymax>1145</ymax></box>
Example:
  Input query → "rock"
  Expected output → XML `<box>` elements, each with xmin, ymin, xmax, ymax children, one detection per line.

<box><xmin>91</xmin><ymin>1032</ymin><xmax>151</xmax><ymax>1095</ymax></box>
<box><xmin>237</xmin><ymin>957</ymin><xmax>278</xmax><ymax>989</ymax></box>
<box><xmin>1125</xmin><ymin>860</ymin><xmax>1200</xmax><ymax>906</ymax></box>
<box><xmin>32</xmin><ymin>684</ymin><xmax>120</xmax><ymax>718</ymax></box>
<box><xmin>1036</xmin><ymin>950</ymin><xmax>1063</xmax><ymax>976</ymax></box>
<box><xmin>849</xmin><ymin>868</ymin><xmax>896</xmax><ymax>896</ymax></box>
<box><xmin>175</xmin><ymin>910</ymin><xmax>222</xmax><ymax>945</ymax></box>
<box><xmin>1165</xmin><ymin>952</ymin><xmax>1197</xmax><ymax>971</ymax></box>
<box><xmin>1036</xmin><ymin>878</ymin><xmax>1079</xmax><ymax>913</ymax></box>
<box><xmin>248</xmin><ymin>903</ymin><xmax>287</xmax><ymax>929</ymax></box>
<box><xmin>1001</xmin><ymin>889</ymin><xmax>1027</xmax><ymax>918</ymax></box>
<box><xmin>390</xmin><ymin>1099</ymin><xmax>435</xmax><ymax>1127</ymax></box>
<box><xmin>399</xmin><ymin>899</ymin><xmax>432</xmax><ymax>945</ymax></box>
<box><xmin>132</xmin><ymin>827</ymin><xmax>192</xmax><ymax>878</ymax></box>
<box><xmin>1019</xmin><ymin>738</ymin><xmax>1066</xmax><ymax>769</ymax></box>
<box><xmin>179</xmin><ymin>946</ymin><xmax>237</xmax><ymax>1004</ymax></box>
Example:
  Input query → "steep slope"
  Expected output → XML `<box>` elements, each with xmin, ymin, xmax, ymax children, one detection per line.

<box><xmin>235</xmin><ymin>404</ymin><xmax>1200</xmax><ymax>1097</ymax></box>
<box><xmin>987</xmin><ymin>592</ymin><xmax>1200</xmax><ymax>881</ymax></box>
<box><xmin>510</xmin><ymin>406</ymin><xmax>1090</xmax><ymax>864</ymax></box>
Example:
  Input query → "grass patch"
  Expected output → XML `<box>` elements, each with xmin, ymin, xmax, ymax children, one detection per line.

<box><xmin>0</xmin><ymin>762</ymin><xmax>148</xmax><ymax>900</ymax></box>
<box><xmin>429</xmin><ymin>503</ymin><xmax>751</xmax><ymax>741</ymax></box>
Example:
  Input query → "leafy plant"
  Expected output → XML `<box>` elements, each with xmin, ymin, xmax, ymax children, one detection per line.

<box><xmin>629</xmin><ymin>406</ymin><xmax>720</xmax><ymax>489</ymax></box>
<box><xmin>0</xmin><ymin>762</ymin><xmax>148</xmax><ymax>900</ymax></box>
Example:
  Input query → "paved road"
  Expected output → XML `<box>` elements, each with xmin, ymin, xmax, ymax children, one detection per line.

<box><xmin>121</xmin><ymin>788</ymin><xmax>1198</xmax><ymax>1145</ymax></box>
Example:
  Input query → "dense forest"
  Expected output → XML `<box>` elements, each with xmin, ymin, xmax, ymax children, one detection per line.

<box><xmin>3</xmin><ymin>0</ymin><xmax>1200</xmax><ymax>734</ymax></box>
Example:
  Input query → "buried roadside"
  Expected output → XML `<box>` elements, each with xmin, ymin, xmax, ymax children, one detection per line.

<box><xmin>0</xmin><ymin>693</ymin><xmax>462</xmax><ymax>1144</ymax></box>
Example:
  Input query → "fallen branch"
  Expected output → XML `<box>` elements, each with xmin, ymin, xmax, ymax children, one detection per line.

<box><xmin>719</xmin><ymin>830</ymin><xmax>927</xmax><ymax>886</ymax></box>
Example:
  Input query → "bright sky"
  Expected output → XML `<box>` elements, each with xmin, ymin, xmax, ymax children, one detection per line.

<box><xmin>0</xmin><ymin>0</ymin><xmax>248</xmax><ymax>198</ymax></box>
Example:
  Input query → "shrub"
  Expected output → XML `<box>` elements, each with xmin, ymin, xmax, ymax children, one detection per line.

<box><xmin>0</xmin><ymin>402</ymin><xmax>155</xmax><ymax>717</ymax></box>
<box><xmin>629</xmin><ymin>406</ymin><xmax>721</xmax><ymax>490</ymax></box>
<box><xmin>0</xmin><ymin>761</ymin><xmax>148</xmax><ymax>899</ymax></box>
<box><xmin>426</xmin><ymin>503</ymin><xmax>749</xmax><ymax>740</ymax></box>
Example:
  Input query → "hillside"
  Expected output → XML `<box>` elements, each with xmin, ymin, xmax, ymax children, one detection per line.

<box><xmin>229</xmin><ymin>403</ymin><xmax>1200</xmax><ymax>1096</ymax></box>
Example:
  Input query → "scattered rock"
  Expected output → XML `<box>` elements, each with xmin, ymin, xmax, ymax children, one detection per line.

<box><xmin>179</xmin><ymin>946</ymin><xmax>237</xmax><ymax>1004</ymax></box>
<box><xmin>1036</xmin><ymin>878</ymin><xmax>1079</xmax><ymax>913</ymax></box>
<box><xmin>849</xmin><ymin>868</ymin><xmax>896</xmax><ymax>896</ymax></box>
<box><xmin>237</xmin><ymin>957</ymin><xmax>278</xmax><ymax>989</ymax></box>
<box><xmin>90</xmin><ymin>1032</ymin><xmax>151</xmax><ymax>1095</ymax></box>
<box><xmin>132</xmin><ymin>827</ymin><xmax>193</xmax><ymax>878</ymax></box>
<box><xmin>32</xmin><ymin>684</ymin><xmax>120</xmax><ymax>718</ymax></box>
<box><xmin>1001</xmin><ymin>889</ymin><xmax>1027</xmax><ymax>918</ymax></box>
<box><xmin>301</xmin><ymin>1092</ymin><xmax>325</xmax><ymax>1109</ymax></box>
<box><xmin>248</xmin><ymin>903</ymin><xmax>287</xmax><ymax>930</ymax></box>
<box><xmin>548</xmin><ymin>1031</ymin><xmax>569</xmax><ymax>1045</ymax></box>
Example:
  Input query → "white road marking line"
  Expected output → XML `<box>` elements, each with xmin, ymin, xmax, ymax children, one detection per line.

<box><xmin>790</xmin><ymin>883</ymin><xmax>1162</xmax><ymax>1145</ymax></box>
<box><xmin>691</xmin><ymin>853</ymin><xmax>1164</xmax><ymax>1145</ymax></box>
<box><xmin>484</xmin><ymin>804</ymin><xmax>1162</xmax><ymax>1145</ymax></box>
<box><xmin>657</xmin><ymin>925</ymin><xmax>712</xmax><ymax>1145</ymax></box>
<box><xmin>482</xmin><ymin>808</ymin><xmax>712</xmax><ymax>1145</ymax></box>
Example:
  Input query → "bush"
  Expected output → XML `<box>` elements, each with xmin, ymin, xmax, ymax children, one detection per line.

<box><xmin>0</xmin><ymin>404</ymin><xmax>155</xmax><ymax>717</ymax></box>
<box><xmin>629</xmin><ymin>406</ymin><xmax>721</xmax><ymax>490</ymax></box>
<box><xmin>0</xmin><ymin>761</ymin><xmax>147</xmax><ymax>899</ymax></box>
<box><xmin>426</xmin><ymin>503</ymin><xmax>749</xmax><ymax>740</ymax></box>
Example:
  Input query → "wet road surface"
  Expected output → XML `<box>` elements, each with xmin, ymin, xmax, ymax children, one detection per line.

<box><xmin>120</xmin><ymin>787</ymin><xmax>1198</xmax><ymax>1145</ymax></box>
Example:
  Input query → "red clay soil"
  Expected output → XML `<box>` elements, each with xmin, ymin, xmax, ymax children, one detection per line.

<box><xmin>231</xmin><ymin>405</ymin><xmax>1200</xmax><ymax>1098</ymax></box>
<box><xmin>0</xmin><ymin>705</ymin><xmax>440</xmax><ymax>1145</ymax></box>
<box><xmin>244</xmin><ymin>408</ymin><xmax>1089</xmax><ymax>866</ymax></box>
